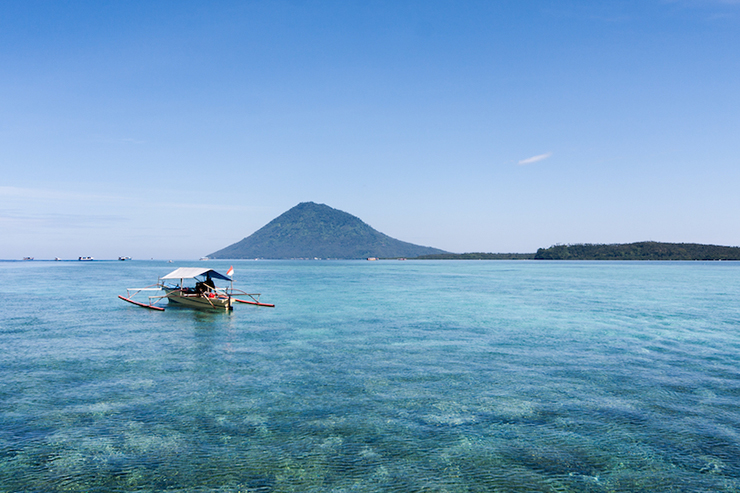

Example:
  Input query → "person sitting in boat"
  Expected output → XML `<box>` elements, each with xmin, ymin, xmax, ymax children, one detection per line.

<box><xmin>196</xmin><ymin>275</ymin><xmax>216</xmax><ymax>295</ymax></box>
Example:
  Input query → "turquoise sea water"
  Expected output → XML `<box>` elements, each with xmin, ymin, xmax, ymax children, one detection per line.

<box><xmin>1</xmin><ymin>260</ymin><xmax>739</xmax><ymax>492</ymax></box>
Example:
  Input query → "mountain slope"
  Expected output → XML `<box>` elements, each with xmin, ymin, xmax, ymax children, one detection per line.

<box><xmin>208</xmin><ymin>202</ymin><xmax>447</xmax><ymax>259</ymax></box>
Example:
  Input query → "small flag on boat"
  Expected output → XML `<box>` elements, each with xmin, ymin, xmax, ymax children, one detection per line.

<box><xmin>227</xmin><ymin>265</ymin><xmax>234</xmax><ymax>278</ymax></box>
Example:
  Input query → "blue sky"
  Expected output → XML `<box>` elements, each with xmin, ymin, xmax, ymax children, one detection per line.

<box><xmin>1</xmin><ymin>0</ymin><xmax>739</xmax><ymax>259</ymax></box>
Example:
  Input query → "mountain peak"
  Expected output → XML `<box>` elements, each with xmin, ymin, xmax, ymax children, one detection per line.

<box><xmin>208</xmin><ymin>202</ymin><xmax>447</xmax><ymax>259</ymax></box>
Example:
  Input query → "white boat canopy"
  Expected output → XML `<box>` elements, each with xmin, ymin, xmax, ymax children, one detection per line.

<box><xmin>161</xmin><ymin>267</ymin><xmax>232</xmax><ymax>281</ymax></box>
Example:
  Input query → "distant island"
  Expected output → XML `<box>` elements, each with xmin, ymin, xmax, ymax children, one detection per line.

<box><xmin>407</xmin><ymin>242</ymin><xmax>740</xmax><ymax>261</ymax></box>
<box><xmin>208</xmin><ymin>202</ymin><xmax>448</xmax><ymax>259</ymax></box>
<box><xmin>414</xmin><ymin>252</ymin><xmax>535</xmax><ymax>260</ymax></box>
<box><xmin>206</xmin><ymin>203</ymin><xmax>740</xmax><ymax>261</ymax></box>
<box><xmin>533</xmin><ymin>242</ymin><xmax>740</xmax><ymax>260</ymax></box>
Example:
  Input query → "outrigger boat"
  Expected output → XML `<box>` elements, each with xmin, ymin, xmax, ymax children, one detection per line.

<box><xmin>119</xmin><ymin>266</ymin><xmax>274</xmax><ymax>311</ymax></box>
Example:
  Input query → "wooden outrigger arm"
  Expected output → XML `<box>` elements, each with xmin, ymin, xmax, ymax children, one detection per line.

<box><xmin>234</xmin><ymin>298</ymin><xmax>275</xmax><ymax>307</ymax></box>
<box><xmin>119</xmin><ymin>285</ymin><xmax>166</xmax><ymax>311</ymax></box>
<box><xmin>233</xmin><ymin>292</ymin><xmax>275</xmax><ymax>307</ymax></box>
<box><xmin>118</xmin><ymin>295</ymin><xmax>165</xmax><ymax>311</ymax></box>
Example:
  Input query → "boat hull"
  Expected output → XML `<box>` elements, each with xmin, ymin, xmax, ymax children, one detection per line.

<box><xmin>163</xmin><ymin>288</ymin><xmax>232</xmax><ymax>310</ymax></box>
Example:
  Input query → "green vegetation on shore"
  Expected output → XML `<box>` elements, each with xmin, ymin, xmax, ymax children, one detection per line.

<box><xmin>534</xmin><ymin>242</ymin><xmax>740</xmax><ymax>260</ymax></box>
<box><xmin>412</xmin><ymin>242</ymin><xmax>740</xmax><ymax>260</ymax></box>
<box><xmin>413</xmin><ymin>252</ymin><xmax>535</xmax><ymax>260</ymax></box>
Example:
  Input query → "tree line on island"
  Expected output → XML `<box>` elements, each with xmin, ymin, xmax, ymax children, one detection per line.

<box><xmin>531</xmin><ymin>242</ymin><xmax>740</xmax><ymax>260</ymax></box>
<box><xmin>418</xmin><ymin>242</ymin><xmax>740</xmax><ymax>261</ymax></box>
<box><xmin>414</xmin><ymin>252</ymin><xmax>535</xmax><ymax>260</ymax></box>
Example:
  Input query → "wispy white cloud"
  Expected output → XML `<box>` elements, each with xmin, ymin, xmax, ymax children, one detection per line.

<box><xmin>0</xmin><ymin>209</ymin><xmax>125</xmax><ymax>228</ymax></box>
<box><xmin>518</xmin><ymin>152</ymin><xmax>553</xmax><ymax>165</ymax></box>
<box><xmin>0</xmin><ymin>186</ymin><xmax>122</xmax><ymax>202</ymax></box>
<box><xmin>0</xmin><ymin>186</ymin><xmax>265</xmax><ymax>212</ymax></box>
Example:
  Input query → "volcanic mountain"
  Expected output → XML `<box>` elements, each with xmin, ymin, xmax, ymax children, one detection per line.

<box><xmin>208</xmin><ymin>202</ymin><xmax>447</xmax><ymax>259</ymax></box>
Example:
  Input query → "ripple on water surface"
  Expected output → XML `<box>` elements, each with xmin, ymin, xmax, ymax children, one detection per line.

<box><xmin>1</xmin><ymin>260</ymin><xmax>740</xmax><ymax>491</ymax></box>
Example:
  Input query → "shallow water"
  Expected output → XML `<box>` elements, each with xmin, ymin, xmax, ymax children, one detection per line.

<box><xmin>1</xmin><ymin>260</ymin><xmax>739</xmax><ymax>492</ymax></box>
